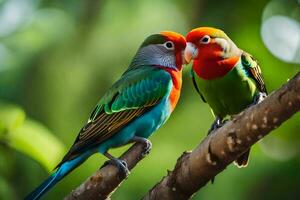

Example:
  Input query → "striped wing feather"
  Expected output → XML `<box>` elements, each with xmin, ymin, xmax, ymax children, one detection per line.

<box><xmin>241</xmin><ymin>52</ymin><xmax>267</xmax><ymax>94</ymax></box>
<box><xmin>56</xmin><ymin>67</ymin><xmax>171</xmax><ymax>167</ymax></box>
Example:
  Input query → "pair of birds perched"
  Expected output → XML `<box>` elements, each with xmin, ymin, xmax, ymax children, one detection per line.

<box><xmin>26</xmin><ymin>27</ymin><xmax>267</xmax><ymax>200</ymax></box>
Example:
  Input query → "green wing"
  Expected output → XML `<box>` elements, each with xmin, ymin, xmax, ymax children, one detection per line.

<box><xmin>241</xmin><ymin>52</ymin><xmax>267</xmax><ymax>94</ymax></box>
<box><xmin>191</xmin><ymin>70</ymin><xmax>206</xmax><ymax>103</ymax></box>
<box><xmin>57</xmin><ymin>67</ymin><xmax>172</xmax><ymax>166</ymax></box>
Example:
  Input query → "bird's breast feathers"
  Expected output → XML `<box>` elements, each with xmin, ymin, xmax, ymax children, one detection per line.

<box><xmin>160</xmin><ymin>67</ymin><xmax>182</xmax><ymax>111</ymax></box>
<box><xmin>193</xmin><ymin>56</ymin><xmax>240</xmax><ymax>80</ymax></box>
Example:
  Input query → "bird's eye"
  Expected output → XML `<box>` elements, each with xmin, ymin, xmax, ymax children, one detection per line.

<box><xmin>164</xmin><ymin>41</ymin><xmax>174</xmax><ymax>50</ymax></box>
<box><xmin>200</xmin><ymin>35</ymin><xmax>210</xmax><ymax>44</ymax></box>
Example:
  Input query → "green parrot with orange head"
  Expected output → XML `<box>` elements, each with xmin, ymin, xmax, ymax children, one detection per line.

<box><xmin>185</xmin><ymin>27</ymin><xmax>267</xmax><ymax>167</ymax></box>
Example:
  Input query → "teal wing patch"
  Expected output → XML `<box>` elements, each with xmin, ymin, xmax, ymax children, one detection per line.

<box><xmin>56</xmin><ymin>67</ymin><xmax>172</xmax><ymax>167</ymax></box>
<box><xmin>241</xmin><ymin>52</ymin><xmax>267</xmax><ymax>94</ymax></box>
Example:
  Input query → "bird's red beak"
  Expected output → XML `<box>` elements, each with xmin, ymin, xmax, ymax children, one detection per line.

<box><xmin>184</xmin><ymin>42</ymin><xmax>198</xmax><ymax>64</ymax></box>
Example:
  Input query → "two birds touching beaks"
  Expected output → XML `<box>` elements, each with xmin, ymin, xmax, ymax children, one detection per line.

<box><xmin>25</xmin><ymin>27</ymin><xmax>267</xmax><ymax>200</ymax></box>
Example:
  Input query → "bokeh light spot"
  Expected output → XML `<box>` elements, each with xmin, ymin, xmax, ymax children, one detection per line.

<box><xmin>261</xmin><ymin>15</ymin><xmax>300</xmax><ymax>63</ymax></box>
<box><xmin>0</xmin><ymin>0</ymin><xmax>34</xmax><ymax>37</ymax></box>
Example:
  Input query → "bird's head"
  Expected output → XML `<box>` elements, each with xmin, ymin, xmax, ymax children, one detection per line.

<box><xmin>185</xmin><ymin>27</ymin><xmax>241</xmax><ymax>64</ymax></box>
<box><xmin>184</xmin><ymin>27</ymin><xmax>242</xmax><ymax>80</ymax></box>
<box><xmin>130</xmin><ymin>31</ymin><xmax>186</xmax><ymax>71</ymax></box>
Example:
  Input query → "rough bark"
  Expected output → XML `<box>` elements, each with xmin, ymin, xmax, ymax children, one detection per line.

<box><xmin>143</xmin><ymin>72</ymin><xmax>300</xmax><ymax>200</ymax></box>
<box><xmin>65</xmin><ymin>143</ymin><xmax>147</xmax><ymax>200</ymax></box>
<box><xmin>65</xmin><ymin>72</ymin><xmax>300</xmax><ymax>200</ymax></box>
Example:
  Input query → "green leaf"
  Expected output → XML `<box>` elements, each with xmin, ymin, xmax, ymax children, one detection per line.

<box><xmin>8</xmin><ymin>119</ymin><xmax>66</xmax><ymax>172</ymax></box>
<box><xmin>0</xmin><ymin>102</ymin><xmax>25</xmax><ymax>135</ymax></box>
<box><xmin>0</xmin><ymin>177</ymin><xmax>16</xmax><ymax>200</ymax></box>
<box><xmin>0</xmin><ymin>102</ymin><xmax>65</xmax><ymax>172</ymax></box>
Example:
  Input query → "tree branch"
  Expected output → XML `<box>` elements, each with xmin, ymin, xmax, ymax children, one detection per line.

<box><xmin>65</xmin><ymin>72</ymin><xmax>300</xmax><ymax>200</ymax></box>
<box><xmin>65</xmin><ymin>143</ymin><xmax>147</xmax><ymax>200</ymax></box>
<box><xmin>142</xmin><ymin>72</ymin><xmax>300</xmax><ymax>200</ymax></box>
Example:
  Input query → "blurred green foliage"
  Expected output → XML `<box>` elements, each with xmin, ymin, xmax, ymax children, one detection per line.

<box><xmin>0</xmin><ymin>102</ymin><xmax>65</xmax><ymax>172</ymax></box>
<box><xmin>0</xmin><ymin>0</ymin><xmax>299</xmax><ymax>199</ymax></box>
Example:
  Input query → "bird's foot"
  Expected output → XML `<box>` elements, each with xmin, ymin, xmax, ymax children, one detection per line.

<box><xmin>207</xmin><ymin>124</ymin><xmax>219</xmax><ymax>135</ymax></box>
<box><xmin>140</xmin><ymin>139</ymin><xmax>152</xmax><ymax>157</ymax></box>
<box><xmin>102</xmin><ymin>152</ymin><xmax>130</xmax><ymax>179</ymax></box>
<box><xmin>249</xmin><ymin>92</ymin><xmax>267</xmax><ymax>107</ymax></box>
<box><xmin>103</xmin><ymin>158</ymin><xmax>130</xmax><ymax>179</ymax></box>
<box><xmin>130</xmin><ymin>136</ymin><xmax>152</xmax><ymax>157</ymax></box>
<box><xmin>255</xmin><ymin>92</ymin><xmax>267</xmax><ymax>104</ymax></box>
<box><xmin>207</xmin><ymin>117</ymin><xmax>225</xmax><ymax>135</ymax></box>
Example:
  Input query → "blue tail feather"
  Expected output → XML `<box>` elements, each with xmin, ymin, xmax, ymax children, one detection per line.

<box><xmin>24</xmin><ymin>152</ymin><xmax>91</xmax><ymax>200</ymax></box>
<box><xmin>24</xmin><ymin>171</ymin><xmax>60</xmax><ymax>200</ymax></box>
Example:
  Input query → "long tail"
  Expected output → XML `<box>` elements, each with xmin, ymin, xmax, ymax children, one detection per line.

<box><xmin>25</xmin><ymin>152</ymin><xmax>91</xmax><ymax>200</ymax></box>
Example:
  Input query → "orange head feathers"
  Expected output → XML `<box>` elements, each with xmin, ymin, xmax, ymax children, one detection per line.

<box><xmin>136</xmin><ymin>31</ymin><xmax>186</xmax><ymax>71</ymax></box>
<box><xmin>160</xmin><ymin>31</ymin><xmax>187</xmax><ymax>70</ymax></box>
<box><xmin>185</xmin><ymin>27</ymin><xmax>242</xmax><ymax>80</ymax></box>
<box><xmin>160</xmin><ymin>31</ymin><xmax>187</xmax><ymax>51</ymax></box>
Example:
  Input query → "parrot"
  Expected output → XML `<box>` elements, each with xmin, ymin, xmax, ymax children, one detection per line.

<box><xmin>184</xmin><ymin>27</ymin><xmax>267</xmax><ymax>168</ymax></box>
<box><xmin>25</xmin><ymin>31</ymin><xmax>187</xmax><ymax>200</ymax></box>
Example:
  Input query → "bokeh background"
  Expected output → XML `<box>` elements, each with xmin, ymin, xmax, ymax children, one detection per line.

<box><xmin>0</xmin><ymin>0</ymin><xmax>299</xmax><ymax>199</ymax></box>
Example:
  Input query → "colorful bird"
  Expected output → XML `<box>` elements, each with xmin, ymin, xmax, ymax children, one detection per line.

<box><xmin>185</xmin><ymin>27</ymin><xmax>267</xmax><ymax>167</ymax></box>
<box><xmin>25</xmin><ymin>31</ymin><xmax>186</xmax><ymax>200</ymax></box>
